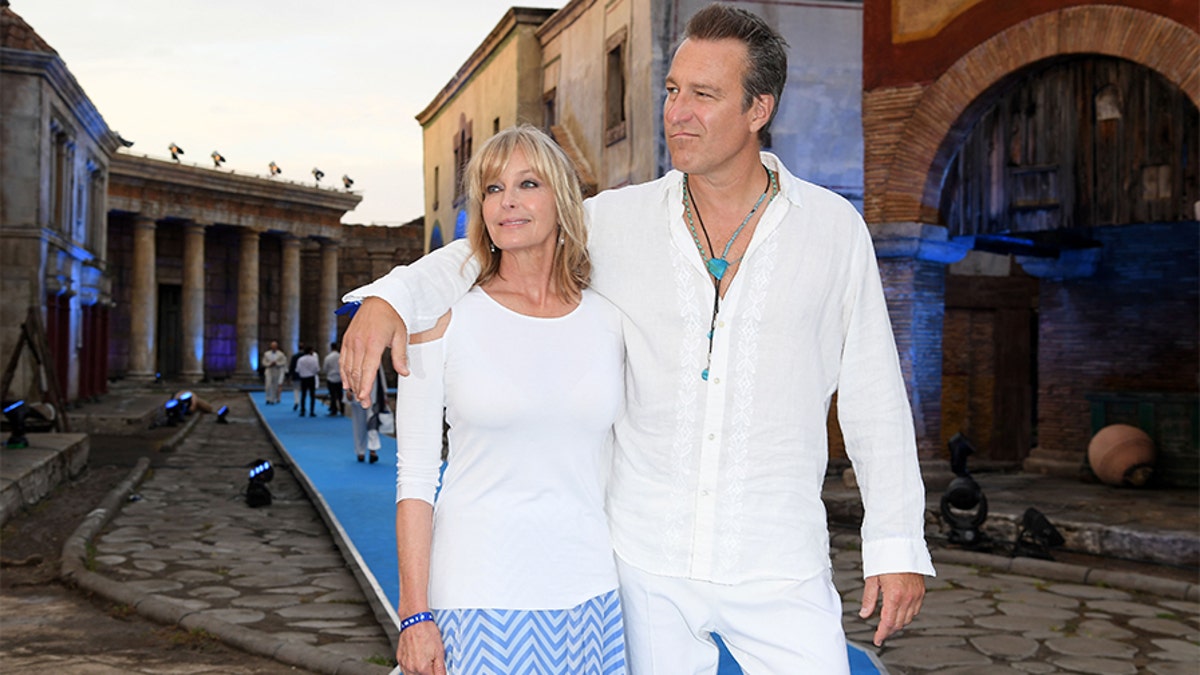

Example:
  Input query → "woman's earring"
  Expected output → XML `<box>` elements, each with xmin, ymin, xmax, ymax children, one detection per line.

<box><xmin>558</xmin><ymin>233</ymin><xmax>565</xmax><ymax>246</ymax></box>
<box><xmin>489</xmin><ymin>242</ymin><xmax>497</xmax><ymax>253</ymax></box>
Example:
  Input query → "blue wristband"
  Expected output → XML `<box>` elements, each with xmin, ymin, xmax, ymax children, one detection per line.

<box><xmin>400</xmin><ymin>611</ymin><xmax>434</xmax><ymax>633</ymax></box>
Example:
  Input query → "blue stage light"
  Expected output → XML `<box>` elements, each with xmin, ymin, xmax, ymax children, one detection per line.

<box><xmin>164</xmin><ymin>398</ymin><xmax>185</xmax><ymax>426</ymax></box>
<box><xmin>3</xmin><ymin>400</ymin><xmax>28</xmax><ymax>449</ymax></box>
<box><xmin>246</xmin><ymin>458</ymin><xmax>274</xmax><ymax>507</ymax></box>
<box><xmin>248</xmin><ymin>459</ymin><xmax>274</xmax><ymax>484</ymax></box>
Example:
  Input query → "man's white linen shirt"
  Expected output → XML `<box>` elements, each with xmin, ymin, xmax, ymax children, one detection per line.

<box><xmin>347</xmin><ymin>153</ymin><xmax>934</xmax><ymax>585</ymax></box>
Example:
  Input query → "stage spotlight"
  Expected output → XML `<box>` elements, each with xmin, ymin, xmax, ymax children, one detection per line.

<box><xmin>312</xmin><ymin>167</ymin><xmax>324</xmax><ymax>183</ymax></box>
<box><xmin>216</xmin><ymin>405</ymin><xmax>229</xmax><ymax>424</ymax></box>
<box><xmin>169</xmin><ymin>142</ymin><xmax>185</xmax><ymax>161</ymax></box>
<box><xmin>269</xmin><ymin>161</ymin><xmax>282</xmax><ymax>176</ymax></box>
<box><xmin>163</xmin><ymin>398</ymin><xmax>185</xmax><ymax>426</ymax></box>
<box><xmin>342</xmin><ymin>174</ymin><xmax>354</xmax><ymax>190</ymax></box>
<box><xmin>1014</xmin><ymin>507</ymin><xmax>1064</xmax><ymax>560</ymax></box>
<box><xmin>3</xmin><ymin>400</ymin><xmax>29</xmax><ymax>449</ymax></box>
<box><xmin>175</xmin><ymin>390</ymin><xmax>194</xmax><ymax>416</ymax></box>
<box><xmin>211</xmin><ymin>151</ymin><xmax>226</xmax><ymax>168</ymax></box>
<box><xmin>246</xmin><ymin>458</ymin><xmax>274</xmax><ymax>507</ymax></box>
<box><xmin>940</xmin><ymin>432</ymin><xmax>990</xmax><ymax>548</ymax></box>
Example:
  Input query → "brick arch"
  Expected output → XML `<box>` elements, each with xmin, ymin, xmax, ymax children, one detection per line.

<box><xmin>878</xmin><ymin>5</ymin><xmax>1200</xmax><ymax>225</ymax></box>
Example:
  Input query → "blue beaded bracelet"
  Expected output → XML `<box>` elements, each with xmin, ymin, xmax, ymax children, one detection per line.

<box><xmin>400</xmin><ymin>611</ymin><xmax>434</xmax><ymax>633</ymax></box>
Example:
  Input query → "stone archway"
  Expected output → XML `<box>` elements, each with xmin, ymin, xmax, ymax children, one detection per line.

<box><xmin>871</xmin><ymin>5</ymin><xmax>1199</xmax><ymax>226</ymax></box>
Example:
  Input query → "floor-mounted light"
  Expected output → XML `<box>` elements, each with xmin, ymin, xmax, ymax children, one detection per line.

<box><xmin>3</xmin><ymin>400</ymin><xmax>29</xmax><ymax>449</ymax></box>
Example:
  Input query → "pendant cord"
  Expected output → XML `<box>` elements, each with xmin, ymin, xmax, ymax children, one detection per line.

<box><xmin>682</xmin><ymin>167</ymin><xmax>777</xmax><ymax>380</ymax></box>
<box><xmin>686</xmin><ymin>168</ymin><xmax>772</xmax><ymax>277</ymax></box>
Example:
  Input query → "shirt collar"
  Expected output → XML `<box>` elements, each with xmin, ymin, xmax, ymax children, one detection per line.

<box><xmin>663</xmin><ymin>152</ymin><xmax>805</xmax><ymax>212</ymax></box>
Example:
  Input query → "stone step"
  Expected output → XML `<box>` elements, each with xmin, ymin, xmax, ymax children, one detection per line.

<box><xmin>0</xmin><ymin>433</ymin><xmax>89</xmax><ymax>527</ymax></box>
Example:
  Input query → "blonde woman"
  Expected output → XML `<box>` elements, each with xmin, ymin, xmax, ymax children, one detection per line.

<box><xmin>393</xmin><ymin>125</ymin><xmax>625</xmax><ymax>674</ymax></box>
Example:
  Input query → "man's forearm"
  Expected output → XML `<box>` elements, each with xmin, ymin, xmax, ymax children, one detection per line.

<box><xmin>342</xmin><ymin>239</ymin><xmax>476</xmax><ymax>333</ymax></box>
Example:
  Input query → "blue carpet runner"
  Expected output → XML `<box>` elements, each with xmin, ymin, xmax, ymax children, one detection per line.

<box><xmin>251</xmin><ymin>391</ymin><xmax>884</xmax><ymax>674</ymax></box>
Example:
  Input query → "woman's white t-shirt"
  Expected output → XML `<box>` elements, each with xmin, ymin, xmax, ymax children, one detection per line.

<box><xmin>396</xmin><ymin>287</ymin><xmax>624</xmax><ymax>610</ymax></box>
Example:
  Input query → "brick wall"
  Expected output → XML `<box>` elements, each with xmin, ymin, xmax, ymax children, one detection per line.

<box><xmin>1037</xmin><ymin>221</ymin><xmax>1199</xmax><ymax>458</ymax></box>
<box><xmin>882</xmin><ymin>257</ymin><xmax>946</xmax><ymax>459</ymax></box>
<box><xmin>941</xmin><ymin>307</ymin><xmax>996</xmax><ymax>456</ymax></box>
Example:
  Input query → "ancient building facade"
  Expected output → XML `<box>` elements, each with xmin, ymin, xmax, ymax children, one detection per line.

<box><xmin>1</xmin><ymin>4</ymin><xmax>122</xmax><ymax>403</ymax></box>
<box><xmin>863</xmin><ymin>0</ymin><xmax>1199</xmax><ymax>484</ymax></box>
<box><xmin>417</xmin><ymin>7</ymin><xmax>555</xmax><ymax>251</ymax></box>
<box><xmin>104</xmin><ymin>153</ymin><xmax>361</xmax><ymax>383</ymax></box>
<box><xmin>2</xmin><ymin>5</ymin><xmax>423</xmax><ymax>402</ymax></box>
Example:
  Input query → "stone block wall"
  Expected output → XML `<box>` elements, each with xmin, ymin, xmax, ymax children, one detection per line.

<box><xmin>333</xmin><ymin>221</ymin><xmax>425</xmax><ymax>343</ymax></box>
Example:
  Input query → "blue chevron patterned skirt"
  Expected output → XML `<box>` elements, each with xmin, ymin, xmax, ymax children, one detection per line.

<box><xmin>435</xmin><ymin>589</ymin><xmax>626</xmax><ymax>674</ymax></box>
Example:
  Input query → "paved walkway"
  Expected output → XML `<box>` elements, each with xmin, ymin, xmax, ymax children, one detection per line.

<box><xmin>64</xmin><ymin>391</ymin><xmax>394</xmax><ymax>675</ymax></box>
<box><xmin>14</xmin><ymin>387</ymin><xmax>1200</xmax><ymax>673</ymax></box>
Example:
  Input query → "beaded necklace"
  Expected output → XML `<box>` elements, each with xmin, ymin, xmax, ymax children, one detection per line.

<box><xmin>682</xmin><ymin>167</ymin><xmax>778</xmax><ymax>380</ymax></box>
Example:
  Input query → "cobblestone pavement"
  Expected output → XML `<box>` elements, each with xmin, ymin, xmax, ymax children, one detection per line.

<box><xmin>78</xmin><ymin>394</ymin><xmax>393</xmax><ymax>674</ymax></box>
<box><xmin>9</xmin><ymin>388</ymin><xmax>1200</xmax><ymax>674</ymax></box>
<box><xmin>833</xmin><ymin>541</ymin><xmax>1199</xmax><ymax>674</ymax></box>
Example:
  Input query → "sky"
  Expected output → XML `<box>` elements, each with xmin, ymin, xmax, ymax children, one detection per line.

<box><xmin>16</xmin><ymin>0</ymin><xmax>564</xmax><ymax>225</ymax></box>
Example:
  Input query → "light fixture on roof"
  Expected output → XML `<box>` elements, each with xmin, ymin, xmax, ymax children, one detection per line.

<box><xmin>211</xmin><ymin>151</ymin><xmax>226</xmax><ymax>168</ymax></box>
<box><xmin>269</xmin><ymin>161</ymin><xmax>282</xmax><ymax>177</ymax></box>
<box><xmin>169</xmin><ymin>143</ymin><xmax>185</xmax><ymax>161</ymax></box>
<box><xmin>312</xmin><ymin>167</ymin><xmax>325</xmax><ymax>184</ymax></box>
<box><xmin>342</xmin><ymin>174</ymin><xmax>354</xmax><ymax>190</ymax></box>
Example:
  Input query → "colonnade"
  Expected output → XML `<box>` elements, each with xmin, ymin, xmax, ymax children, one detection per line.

<box><xmin>125</xmin><ymin>214</ymin><xmax>339</xmax><ymax>383</ymax></box>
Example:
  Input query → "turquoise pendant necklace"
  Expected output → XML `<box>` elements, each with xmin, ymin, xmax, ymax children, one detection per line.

<box><xmin>682</xmin><ymin>169</ymin><xmax>775</xmax><ymax>281</ymax></box>
<box><xmin>682</xmin><ymin>167</ymin><xmax>778</xmax><ymax>380</ymax></box>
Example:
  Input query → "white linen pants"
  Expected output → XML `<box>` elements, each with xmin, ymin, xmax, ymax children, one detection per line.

<box><xmin>616</xmin><ymin>555</ymin><xmax>850</xmax><ymax>675</ymax></box>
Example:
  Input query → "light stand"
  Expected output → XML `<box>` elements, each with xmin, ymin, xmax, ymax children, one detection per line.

<box><xmin>940</xmin><ymin>433</ymin><xmax>990</xmax><ymax>549</ymax></box>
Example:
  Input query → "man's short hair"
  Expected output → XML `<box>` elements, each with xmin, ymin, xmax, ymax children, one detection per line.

<box><xmin>683</xmin><ymin>3</ymin><xmax>789</xmax><ymax>146</ymax></box>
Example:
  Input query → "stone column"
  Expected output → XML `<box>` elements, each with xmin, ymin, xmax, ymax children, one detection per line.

<box><xmin>181</xmin><ymin>222</ymin><xmax>206</xmax><ymax>382</ymax></box>
<box><xmin>868</xmin><ymin>222</ymin><xmax>970</xmax><ymax>461</ymax></box>
<box><xmin>236</xmin><ymin>229</ymin><xmax>261</xmax><ymax>379</ymax></box>
<box><xmin>318</xmin><ymin>239</ymin><xmax>339</xmax><ymax>357</ymax></box>
<box><xmin>128</xmin><ymin>215</ymin><xmax>157</xmax><ymax>381</ymax></box>
<box><xmin>280</xmin><ymin>235</ymin><xmax>301</xmax><ymax>355</ymax></box>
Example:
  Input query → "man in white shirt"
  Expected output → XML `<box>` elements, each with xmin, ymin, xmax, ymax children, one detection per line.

<box><xmin>323</xmin><ymin>342</ymin><xmax>343</xmax><ymax>416</ymax></box>
<box><xmin>340</xmin><ymin>4</ymin><xmax>932</xmax><ymax>672</ymax></box>
<box><xmin>261</xmin><ymin>340</ymin><xmax>287</xmax><ymax>405</ymax></box>
<box><xmin>295</xmin><ymin>346</ymin><xmax>321</xmax><ymax>418</ymax></box>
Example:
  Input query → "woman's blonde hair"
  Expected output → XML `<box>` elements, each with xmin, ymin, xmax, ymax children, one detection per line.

<box><xmin>464</xmin><ymin>124</ymin><xmax>590</xmax><ymax>302</ymax></box>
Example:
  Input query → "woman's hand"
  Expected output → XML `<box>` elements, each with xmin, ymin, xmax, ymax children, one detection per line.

<box><xmin>396</xmin><ymin>620</ymin><xmax>447</xmax><ymax>675</ymax></box>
